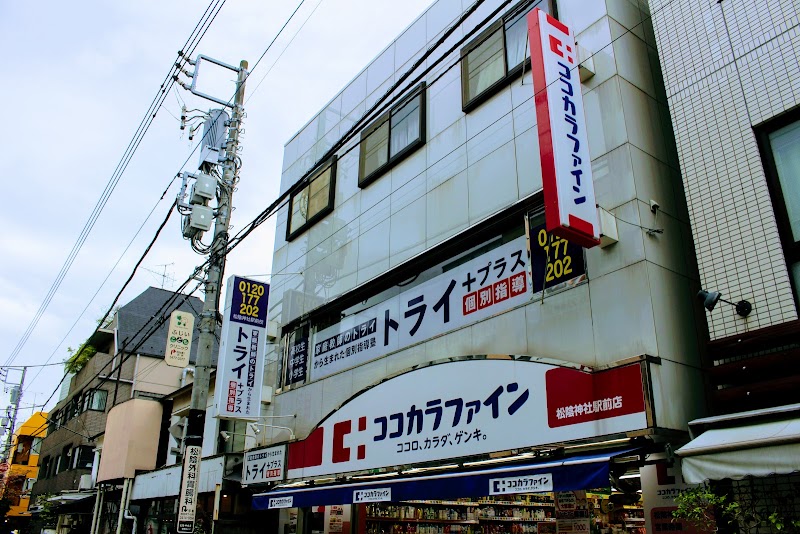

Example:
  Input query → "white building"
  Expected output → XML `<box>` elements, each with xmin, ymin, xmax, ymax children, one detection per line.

<box><xmin>252</xmin><ymin>0</ymin><xmax>709</xmax><ymax>532</ymax></box>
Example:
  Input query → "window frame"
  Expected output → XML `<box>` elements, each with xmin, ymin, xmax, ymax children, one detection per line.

<box><xmin>87</xmin><ymin>389</ymin><xmax>108</xmax><ymax>412</ymax></box>
<box><xmin>755</xmin><ymin>108</ymin><xmax>800</xmax><ymax>305</ymax></box>
<box><xmin>460</xmin><ymin>0</ymin><xmax>552</xmax><ymax>113</ymax></box>
<box><xmin>358</xmin><ymin>82</ymin><xmax>427</xmax><ymax>189</ymax></box>
<box><xmin>286</xmin><ymin>156</ymin><xmax>337</xmax><ymax>242</ymax></box>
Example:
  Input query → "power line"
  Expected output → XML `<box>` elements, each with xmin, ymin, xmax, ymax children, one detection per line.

<box><xmin>4</xmin><ymin>0</ymin><xmax>227</xmax><ymax>368</ymax></box>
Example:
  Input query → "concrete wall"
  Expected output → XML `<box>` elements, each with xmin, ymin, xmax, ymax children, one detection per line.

<box><xmin>649</xmin><ymin>0</ymin><xmax>800</xmax><ymax>340</ymax></box>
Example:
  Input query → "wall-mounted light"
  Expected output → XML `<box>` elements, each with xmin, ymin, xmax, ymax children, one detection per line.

<box><xmin>697</xmin><ymin>289</ymin><xmax>752</xmax><ymax>317</ymax></box>
<box><xmin>247</xmin><ymin>422</ymin><xmax>295</xmax><ymax>441</ymax></box>
<box><xmin>219</xmin><ymin>430</ymin><xmax>257</xmax><ymax>443</ymax></box>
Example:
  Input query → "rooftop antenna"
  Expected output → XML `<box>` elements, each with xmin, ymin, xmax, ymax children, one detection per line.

<box><xmin>141</xmin><ymin>263</ymin><xmax>176</xmax><ymax>289</ymax></box>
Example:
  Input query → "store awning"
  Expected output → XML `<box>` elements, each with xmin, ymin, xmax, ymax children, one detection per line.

<box><xmin>676</xmin><ymin>418</ymin><xmax>800</xmax><ymax>483</ymax></box>
<box><xmin>253</xmin><ymin>449</ymin><xmax>636</xmax><ymax>510</ymax></box>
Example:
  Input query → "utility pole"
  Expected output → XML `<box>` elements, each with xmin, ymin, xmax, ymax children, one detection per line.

<box><xmin>177</xmin><ymin>59</ymin><xmax>248</xmax><ymax>534</ymax></box>
<box><xmin>2</xmin><ymin>367</ymin><xmax>26</xmax><ymax>462</ymax></box>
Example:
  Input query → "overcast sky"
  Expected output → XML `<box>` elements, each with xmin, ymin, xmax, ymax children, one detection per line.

<box><xmin>0</xmin><ymin>0</ymin><xmax>432</xmax><ymax>434</ymax></box>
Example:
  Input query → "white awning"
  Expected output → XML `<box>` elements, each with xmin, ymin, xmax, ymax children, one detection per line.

<box><xmin>676</xmin><ymin>418</ymin><xmax>800</xmax><ymax>483</ymax></box>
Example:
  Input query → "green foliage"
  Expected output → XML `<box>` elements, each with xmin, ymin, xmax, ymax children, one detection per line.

<box><xmin>673</xmin><ymin>486</ymin><xmax>737</xmax><ymax>532</ymax></box>
<box><xmin>96</xmin><ymin>306</ymin><xmax>119</xmax><ymax>329</ymax></box>
<box><xmin>33</xmin><ymin>494</ymin><xmax>58</xmax><ymax>527</ymax></box>
<box><xmin>64</xmin><ymin>343</ymin><xmax>97</xmax><ymax>374</ymax></box>
<box><xmin>674</xmin><ymin>484</ymin><xmax>800</xmax><ymax>533</ymax></box>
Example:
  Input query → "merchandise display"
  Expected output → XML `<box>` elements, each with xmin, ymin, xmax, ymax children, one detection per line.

<box><xmin>362</xmin><ymin>494</ymin><xmax>557</xmax><ymax>534</ymax></box>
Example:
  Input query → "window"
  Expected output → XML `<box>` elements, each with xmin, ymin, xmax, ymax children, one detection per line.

<box><xmin>73</xmin><ymin>446</ymin><xmax>94</xmax><ymax>469</ymax></box>
<box><xmin>59</xmin><ymin>446</ymin><xmax>71</xmax><ymax>473</ymax></box>
<box><xmin>760</xmin><ymin>117</ymin><xmax>800</xmax><ymax>304</ymax></box>
<box><xmin>86</xmin><ymin>389</ymin><xmax>108</xmax><ymax>412</ymax></box>
<box><xmin>40</xmin><ymin>456</ymin><xmax>50</xmax><ymax>479</ymax></box>
<box><xmin>358</xmin><ymin>83</ymin><xmax>426</xmax><ymax>188</ymax></box>
<box><xmin>286</xmin><ymin>157</ymin><xmax>337</xmax><ymax>241</ymax></box>
<box><xmin>461</xmin><ymin>1</ymin><xmax>549</xmax><ymax>112</ymax></box>
<box><xmin>32</xmin><ymin>437</ymin><xmax>42</xmax><ymax>455</ymax></box>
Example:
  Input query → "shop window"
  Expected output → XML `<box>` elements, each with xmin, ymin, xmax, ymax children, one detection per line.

<box><xmin>758</xmin><ymin>115</ymin><xmax>800</xmax><ymax>305</ymax></box>
<box><xmin>460</xmin><ymin>0</ymin><xmax>550</xmax><ymax>112</ymax></box>
<box><xmin>287</xmin><ymin>157</ymin><xmax>337</xmax><ymax>241</ymax></box>
<box><xmin>358</xmin><ymin>83</ymin><xmax>426</xmax><ymax>188</ymax></box>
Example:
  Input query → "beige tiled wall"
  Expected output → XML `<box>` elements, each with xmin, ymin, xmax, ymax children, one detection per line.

<box><xmin>650</xmin><ymin>0</ymin><xmax>799</xmax><ymax>339</ymax></box>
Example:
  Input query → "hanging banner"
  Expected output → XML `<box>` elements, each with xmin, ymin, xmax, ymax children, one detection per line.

<box><xmin>165</xmin><ymin>310</ymin><xmax>195</xmax><ymax>368</ymax></box>
<box><xmin>214</xmin><ymin>276</ymin><xmax>270</xmax><ymax>420</ymax></box>
<box><xmin>311</xmin><ymin>236</ymin><xmax>531</xmax><ymax>381</ymax></box>
<box><xmin>243</xmin><ymin>445</ymin><xmax>286</xmax><ymax>485</ymax></box>
<box><xmin>286</xmin><ymin>334</ymin><xmax>308</xmax><ymax>385</ymax></box>
<box><xmin>287</xmin><ymin>360</ymin><xmax>647</xmax><ymax>479</ymax></box>
<box><xmin>176</xmin><ymin>445</ymin><xmax>202</xmax><ymax>534</ymax></box>
<box><xmin>529</xmin><ymin>8</ymin><xmax>599</xmax><ymax>248</ymax></box>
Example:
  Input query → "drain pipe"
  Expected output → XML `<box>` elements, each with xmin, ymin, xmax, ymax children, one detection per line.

<box><xmin>115</xmin><ymin>479</ymin><xmax>131</xmax><ymax>534</ymax></box>
<box><xmin>181</xmin><ymin>367</ymin><xmax>195</xmax><ymax>387</ymax></box>
<box><xmin>124</xmin><ymin>508</ymin><xmax>137</xmax><ymax>534</ymax></box>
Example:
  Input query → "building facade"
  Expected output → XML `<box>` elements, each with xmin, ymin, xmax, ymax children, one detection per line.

<box><xmin>651</xmin><ymin>0</ymin><xmax>800</xmax><ymax>525</ymax></box>
<box><xmin>31</xmin><ymin>287</ymin><xmax>207</xmax><ymax>533</ymax></box>
<box><xmin>2</xmin><ymin>411</ymin><xmax>47</xmax><ymax>533</ymax></box>
<box><xmin>249</xmin><ymin>0</ymin><xmax>708</xmax><ymax>532</ymax></box>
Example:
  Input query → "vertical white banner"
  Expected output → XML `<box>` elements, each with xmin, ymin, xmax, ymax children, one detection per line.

<box><xmin>529</xmin><ymin>8</ymin><xmax>599</xmax><ymax>248</ymax></box>
<box><xmin>177</xmin><ymin>445</ymin><xmax>202</xmax><ymax>534</ymax></box>
<box><xmin>214</xmin><ymin>276</ymin><xmax>270</xmax><ymax>420</ymax></box>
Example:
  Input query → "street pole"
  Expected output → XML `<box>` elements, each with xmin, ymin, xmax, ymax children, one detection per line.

<box><xmin>177</xmin><ymin>60</ymin><xmax>247</xmax><ymax>534</ymax></box>
<box><xmin>2</xmin><ymin>366</ymin><xmax>26</xmax><ymax>462</ymax></box>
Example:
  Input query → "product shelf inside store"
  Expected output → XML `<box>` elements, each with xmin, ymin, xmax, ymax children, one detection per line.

<box><xmin>367</xmin><ymin>518</ymin><xmax>479</xmax><ymax>524</ymax></box>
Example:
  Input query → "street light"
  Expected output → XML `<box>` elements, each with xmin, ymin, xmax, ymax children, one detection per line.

<box><xmin>697</xmin><ymin>289</ymin><xmax>752</xmax><ymax>317</ymax></box>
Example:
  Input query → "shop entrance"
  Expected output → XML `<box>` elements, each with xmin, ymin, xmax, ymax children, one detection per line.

<box><xmin>259</xmin><ymin>450</ymin><xmax>647</xmax><ymax>534</ymax></box>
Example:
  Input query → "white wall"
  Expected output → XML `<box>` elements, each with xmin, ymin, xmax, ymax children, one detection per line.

<box><xmin>265</xmin><ymin>0</ymin><xmax>704</xmax><ymax>439</ymax></box>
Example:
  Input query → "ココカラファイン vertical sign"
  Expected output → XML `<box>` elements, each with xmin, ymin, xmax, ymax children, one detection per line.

<box><xmin>529</xmin><ymin>8</ymin><xmax>599</xmax><ymax>248</ymax></box>
<box><xmin>214</xmin><ymin>276</ymin><xmax>269</xmax><ymax>419</ymax></box>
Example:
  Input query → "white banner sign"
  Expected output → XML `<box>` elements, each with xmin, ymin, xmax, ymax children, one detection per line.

<box><xmin>353</xmin><ymin>488</ymin><xmax>392</xmax><ymax>503</ymax></box>
<box><xmin>489</xmin><ymin>474</ymin><xmax>553</xmax><ymax>495</ymax></box>
<box><xmin>176</xmin><ymin>445</ymin><xmax>202</xmax><ymax>534</ymax></box>
<box><xmin>165</xmin><ymin>310</ymin><xmax>194</xmax><ymax>368</ymax></box>
<box><xmin>529</xmin><ymin>8</ymin><xmax>599</xmax><ymax>248</ymax></box>
<box><xmin>243</xmin><ymin>445</ymin><xmax>286</xmax><ymax>485</ymax></box>
<box><xmin>214</xmin><ymin>276</ymin><xmax>270</xmax><ymax>420</ymax></box>
<box><xmin>268</xmin><ymin>496</ymin><xmax>294</xmax><ymax>509</ymax></box>
<box><xmin>288</xmin><ymin>360</ymin><xmax>647</xmax><ymax>479</ymax></box>
<box><xmin>311</xmin><ymin>237</ymin><xmax>531</xmax><ymax>380</ymax></box>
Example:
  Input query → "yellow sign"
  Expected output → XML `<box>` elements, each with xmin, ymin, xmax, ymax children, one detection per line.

<box><xmin>165</xmin><ymin>310</ymin><xmax>194</xmax><ymax>368</ymax></box>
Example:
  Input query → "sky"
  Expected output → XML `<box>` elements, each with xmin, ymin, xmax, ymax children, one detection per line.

<box><xmin>0</xmin><ymin>0</ymin><xmax>433</xmax><ymax>437</ymax></box>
